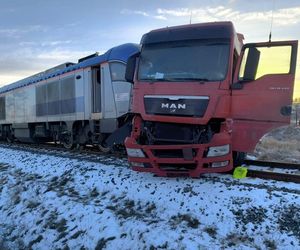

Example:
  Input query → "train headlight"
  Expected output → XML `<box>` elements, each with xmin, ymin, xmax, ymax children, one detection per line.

<box><xmin>126</xmin><ymin>148</ymin><xmax>145</xmax><ymax>158</ymax></box>
<box><xmin>207</xmin><ymin>144</ymin><xmax>230</xmax><ymax>157</ymax></box>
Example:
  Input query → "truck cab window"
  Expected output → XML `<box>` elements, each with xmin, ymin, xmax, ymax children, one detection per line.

<box><xmin>138</xmin><ymin>40</ymin><xmax>230</xmax><ymax>82</ymax></box>
<box><xmin>239</xmin><ymin>45</ymin><xmax>292</xmax><ymax>81</ymax></box>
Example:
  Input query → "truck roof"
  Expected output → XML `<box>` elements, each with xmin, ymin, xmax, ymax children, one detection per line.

<box><xmin>141</xmin><ymin>21</ymin><xmax>235</xmax><ymax>45</ymax></box>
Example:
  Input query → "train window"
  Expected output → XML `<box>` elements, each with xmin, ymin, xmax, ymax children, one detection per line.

<box><xmin>60</xmin><ymin>76</ymin><xmax>76</xmax><ymax>114</ymax></box>
<box><xmin>47</xmin><ymin>81</ymin><xmax>59</xmax><ymax>102</ymax></box>
<box><xmin>36</xmin><ymin>84</ymin><xmax>48</xmax><ymax>116</ymax></box>
<box><xmin>0</xmin><ymin>96</ymin><xmax>5</xmax><ymax>120</ymax></box>
<box><xmin>60</xmin><ymin>76</ymin><xmax>75</xmax><ymax>99</ymax></box>
<box><xmin>47</xmin><ymin>81</ymin><xmax>60</xmax><ymax>115</ymax></box>
<box><xmin>36</xmin><ymin>85</ymin><xmax>47</xmax><ymax>104</ymax></box>
<box><xmin>110</xmin><ymin>62</ymin><xmax>126</xmax><ymax>81</ymax></box>
<box><xmin>239</xmin><ymin>45</ymin><xmax>292</xmax><ymax>81</ymax></box>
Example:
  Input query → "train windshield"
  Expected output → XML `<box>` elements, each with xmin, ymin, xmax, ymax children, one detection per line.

<box><xmin>138</xmin><ymin>39</ymin><xmax>230</xmax><ymax>82</ymax></box>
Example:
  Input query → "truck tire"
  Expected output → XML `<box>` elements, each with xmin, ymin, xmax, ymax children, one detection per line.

<box><xmin>233</xmin><ymin>151</ymin><xmax>246</xmax><ymax>167</ymax></box>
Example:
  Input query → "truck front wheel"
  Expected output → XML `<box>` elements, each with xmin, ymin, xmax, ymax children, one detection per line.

<box><xmin>233</xmin><ymin>151</ymin><xmax>246</xmax><ymax>167</ymax></box>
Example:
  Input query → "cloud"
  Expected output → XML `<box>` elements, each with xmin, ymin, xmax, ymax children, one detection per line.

<box><xmin>19</xmin><ymin>41</ymin><xmax>38</xmax><ymax>46</ymax></box>
<box><xmin>0</xmin><ymin>47</ymin><xmax>97</xmax><ymax>86</ymax></box>
<box><xmin>0</xmin><ymin>25</ymin><xmax>47</xmax><ymax>38</ymax></box>
<box><xmin>154</xmin><ymin>6</ymin><xmax>300</xmax><ymax>26</ymax></box>
<box><xmin>157</xmin><ymin>8</ymin><xmax>191</xmax><ymax>17</ymax></box>
<box><xmin>36</xmin><ymin>48</ymin><xmax>95</xmax><ymax>61</ymax></box>
<box><xmin>241</xmin><ymin>7</ymin><xmax>300</xmax><ymax>26</ymax></box>
<box><xmin>153</xmin><ymin>15</ymin><xmax>167</xmax><ymax>20</ymax></box>
<box><xmin>0</xmin><ymin>28</ymin><xmax>21</xmax><ymax>38</ymax></box>
<box><xmin>120</xmin><ymin>9</ymin><xmax>168</xmax><ymax>20</ymax></box>
<box><xmin>120</xmin><ymin>9</ymin><xmax>147</xmax><ymax>16</ymax></box>
<box><xmin>41</xmin><ymin>40</ymin><xmax>73</xmax><ymax>47</ymax></box>
<box><xmin>133</xmin><ymin>10</ymin><xmax>149</xmax><ymax>17</ymax></box>
<box><xmin>18</xmin><ymin>41</ymin><xmax>73</xmax><ymax>47</ymax></box>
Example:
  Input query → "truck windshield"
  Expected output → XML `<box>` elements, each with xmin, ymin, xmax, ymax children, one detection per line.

<box><xmin>138</xmin><ymin>40</ymin><xmax>230</xmax><ymax>82</ymax></box>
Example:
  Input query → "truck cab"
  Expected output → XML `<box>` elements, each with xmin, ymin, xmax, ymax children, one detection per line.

<box><xmin>125</xmin><ymin>22</ymin><xmax>298</xmax><ymax>177</ymax></box>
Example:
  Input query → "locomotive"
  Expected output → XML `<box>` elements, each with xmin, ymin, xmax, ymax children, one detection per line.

<box><xmin>0</xmin><ymin>43</ymin><xmax>139</xmax><ymax>150</ymax></box>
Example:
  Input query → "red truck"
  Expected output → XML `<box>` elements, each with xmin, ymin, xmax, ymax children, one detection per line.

<box><xmin>124</xmin><ymin>21</ymin><xmax>298</xmax><ymax>177</ymax></box>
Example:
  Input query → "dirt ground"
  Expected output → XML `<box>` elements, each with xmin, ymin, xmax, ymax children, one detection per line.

<box><xmin>254</xmin><ymin>125</ymin><xmax>300</xmax><ymax>163</ymax></box>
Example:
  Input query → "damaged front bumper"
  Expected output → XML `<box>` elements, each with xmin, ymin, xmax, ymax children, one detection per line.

<box><xmin>125</xmin><ymin>132</ymin><xmax>233</xmax><ymax>177</ymax></box>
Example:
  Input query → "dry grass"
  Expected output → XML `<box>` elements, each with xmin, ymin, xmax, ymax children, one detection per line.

<box><xmin>254</xmin><ymin>126</ymin><xmax>300</xmax><ymax>163</ymax></box>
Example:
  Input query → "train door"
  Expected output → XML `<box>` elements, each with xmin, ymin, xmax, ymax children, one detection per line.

<box><xmin>231</xmin><ymin>40</ymin><xmax>298</xmax><ymax>152</ymax></box>
<box><xmin>92</xmin><ymin>66</ymin><xmax>101</xmax><ymax>113</ymax></box>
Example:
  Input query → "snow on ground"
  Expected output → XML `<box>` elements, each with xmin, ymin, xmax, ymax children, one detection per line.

<box><xmin>0</xmin><ymin>146</ymin><xmax>299</xmax><ymax>250</ymax></box>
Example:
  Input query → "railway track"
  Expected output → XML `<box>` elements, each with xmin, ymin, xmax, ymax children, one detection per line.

<box><xmin>0</xmin><ymin>141</ymin><xmax>128</xmax><ymax>167</ymax></box>
<box><xmin>244</xmin><ymin>159</ymin><xmax>300</xmax><ymax>184</ymax></box>
<box><xmin>0</xmin><ymin>141</ymin><xmax>299</xmax><ymax>184</ymax></box>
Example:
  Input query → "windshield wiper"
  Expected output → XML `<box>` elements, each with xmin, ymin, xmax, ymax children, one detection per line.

<box><xmin>140</xmin><ymin>78</ymin><xmax>176</xmax><ymax>82</ymax></box>
<box><xmin>155</xmin><ymin>78</ymin><xmax>176</xmax><ymax>82</ymax></box>
<box><xmin>173</xmin><ymin>78</ymin><xmax>209</xmax><ymax>83</ymax></box>
<box><xmin>139</xmin><ymin>78</ymin><xmax>210</xmax><ymax>83</ymax></box>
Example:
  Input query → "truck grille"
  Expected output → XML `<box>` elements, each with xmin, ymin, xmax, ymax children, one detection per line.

<box><xmin>144</xmin><ymin>95</ymin><xmax>209</xmax><ymax>117</ymax></box>
<box><xmin>142</xmin><ymin>121</ymin><xmax>213</xmax><ymax>145</ymax></box>
<box><xmin>152</xmin><ymin>149</ymin><xmax>197</xmax><ymax>158</ymax></box>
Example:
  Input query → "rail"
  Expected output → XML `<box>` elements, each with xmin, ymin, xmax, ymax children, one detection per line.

<box><xmin>244</xmin><ymin>159</ymin><xmax>300</xmax><ymax>184</ymax></box>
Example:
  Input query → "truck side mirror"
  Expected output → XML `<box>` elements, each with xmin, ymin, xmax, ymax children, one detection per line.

<box><xmin>243</xmin><ymin>47</ymin><xmax>260</xmax><ymax>81</ymax></box>
<box><xmin>125</xmin><ymin>52</ymin><xmax>140</xmax><ymax>83</ymax></box>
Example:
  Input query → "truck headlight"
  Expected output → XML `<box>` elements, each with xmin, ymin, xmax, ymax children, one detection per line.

<box><xmin>207</xmin><ymin>144</ymin><xmax>230</xmax><ymax>157</ymax></box>
<box><xmin>126</xmin><ymin>148</ymin><xmax>145</xmax><ymax>158</ymax></box>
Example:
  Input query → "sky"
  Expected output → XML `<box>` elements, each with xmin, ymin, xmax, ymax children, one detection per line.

<box><xmin>0</xmin><ymin>0</ymin><xmax>299</xmax><ymax>98</ymax></box>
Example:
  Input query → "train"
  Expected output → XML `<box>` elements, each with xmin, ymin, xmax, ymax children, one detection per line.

<box><xmin>0</xmin><ymin>21</ymin><xmax>298</xmax><ymax>178</ymax></box>
<box><xmin>0</xmin><ymin>43</ymin><xmax>139</xmax><ymax>151</ymax></box>
<box><xmin>124</xmin><ymin>21</ymin><xmax>298</xmax><ymax>177</ymax></box>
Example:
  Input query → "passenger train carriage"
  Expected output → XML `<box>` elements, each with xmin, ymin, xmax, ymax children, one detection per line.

<box><xmin>0</xmin><ymin>43</ymin><xmax>139</xmax><ymax>150</ymax></box>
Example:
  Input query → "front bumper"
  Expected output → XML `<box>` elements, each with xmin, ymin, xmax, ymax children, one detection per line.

<box><xmin>125</xmin><ymin>132</ymin><xmax>233</xmax><ymax>177</ymax></box>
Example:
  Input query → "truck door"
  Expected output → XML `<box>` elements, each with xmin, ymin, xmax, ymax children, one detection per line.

<box><xmin>231</xmin><ymin>40</ymin><xmax>298</xmax><ymax>152</ymax></box>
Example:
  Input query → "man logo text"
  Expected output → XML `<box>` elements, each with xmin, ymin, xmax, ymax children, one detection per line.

<box><xmin>161</xmin><ymin>103</ymin><xmax>186</xmax><ymax>109</ymax></box>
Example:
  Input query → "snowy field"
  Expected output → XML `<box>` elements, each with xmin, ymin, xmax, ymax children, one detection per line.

<box><xmin>0</xmin><ymin>145</ymin><xmax>299</xmax><ymax>250</ymax></box>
